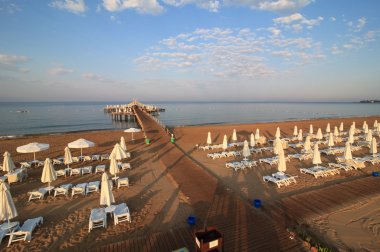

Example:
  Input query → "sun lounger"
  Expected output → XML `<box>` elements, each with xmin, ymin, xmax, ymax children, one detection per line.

<box><xmin>81</xmin><ymin>166</ymin><xmax>93</xmax><ymax>175</ymax></box>
<box><xmin>328</xmin><ymin>163</ymin><xmax>353</xmax><ymax>171</ymax></box>
<box><xmin>72</xmin><ymin>157</ymin><xmax>80</xmax><ymax>163</ymax></box>
<box><xmin>320</xmin><ymin>147</ymin><xmax>345</xmax><ymax>155</ymax></box>
<box><xmin>19</xmin><ymin>162</ymin><xmax>31</xmax><ymax>169</ymax></box>
<box><xmin>0</xmin><ymin>222</ymin><xmax>20</xmax><ymax>245</ymax></box>
<box><xmin>95</xmin><ymin>165</ymin><xmax>106</xmax><ymax>174</ymax></box>
<box><xmin>86</xmin><ymin>181</ymin><xmax>100</xmax><ymax>194</ymax></box>
<box><xmin>272</xmin><ymin>172</ymin><xmax>297</xmax><ymax>185</ymax></box>
<box><xmin>28</xmin><ymin>188</ymin><xmax>49</xmax><ymax>201</ymax></box>
<box><xmin>117</xmin><ymin>177</ymin><xmax>129</xmax><ymax>189</ymax></box>
<box><xmin>54</xmin><ymin>184</ymin><xmax>72</xmax><ymax>197</ymax></box>
<box><xmin>300</xmin><ymin>166</ymin><xmax>339</xmax><ymax>178</ymax></box>
<box><xmin>263</xmin><ymin>176</ymin><xmax>288</xmax><ymax>188</ymax></box>
<box><xmin>71</xmin><ymin>183</ymin><xmax>87</xmax><ymax>197</ymax></box>
<box><xmin>89</xmin><ymin>208</ymin><xmax>106</xmax><ymax>232</ymax></box>
<box><xmin>52</xmin><ymin>158</ymin><xmax>62</xmax><ymax>165</ymax></box>
<box><xmin>100</xmin><ymin>154</ymin><xmax>109</xmax><ymax>161</ymax></box>
<box><xmin>118</xmin><ymin>162</ymin><xmax>131</xmax><ymax>170</ymax></box>
<box><xmin>7</xmin><ymin>217</ymin><xmax>43</xmax><ymax>247</ymax></box>
<box><xmin>260</xmin><ymin>156</ymin><xmax>289</xmax><ymax>165</ymax></box>
<box><xmin>56</xmin><ymin>168</ymin><xmax>70</xmax><ymax>177</ymax></box>
<box><xmin>113</xmin><ymin>203</ymin><xmax>131</xmax><ymax>225</ymax></box>
<box><xmin>288</xmin><ymin>153</ymin><xmax>312</xmax><ymax>160</ymax></box>
<box><xmin>70</xmin><ymin>168</ymin><xmax>82</xmax><ymax>176</ymax></box>
<box><xmin>359</xmin><ymin>156</ymin><xmax>380</xmax><ymax>165</ymax></box>
<box><xmin>6</xmin><ymin>168</ymin><xmax>27</xmax><ymax>184</ymax></box>
<box><xmin>91</xmin><ymin>154</ymin><xmax>100</xmax><ymax>161</ymax></box>
<box><xmin>82</xmin><ymin>155</ymin><xmax>92</xmax><ymax>162</ymax></box>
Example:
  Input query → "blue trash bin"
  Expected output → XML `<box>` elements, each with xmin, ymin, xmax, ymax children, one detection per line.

<box><xmin>187</xmin><ymin>215</ymin><xmax>196</xmax><ymax>226</ymax></box>
<box><xmin>372</xmin><ymin>171</ymin><xmax>379</xmax><ymax>177</ymax></box>
<box><xmin>253</xmin><ymin>199</ymin><xmax>262</xmax><ymax>208</ymax></box>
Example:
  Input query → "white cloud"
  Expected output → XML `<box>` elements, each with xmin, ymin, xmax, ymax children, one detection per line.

<box><xmin>356</xmin><ymin>17</ymin><xmax>366</xmax><ymax>32</ymax></box>
<box><xmin>82</xmin><ymin>72</ymin><xmax>115</xmax><ymax>83</ymax></box>
<box><xmin>268</xmin><ymin>27</ymin><xmax>281</xmax><ymax>36</ymax></box>
<box><xmin>49</xmin><ymin>0</ymin><xmax>87</xmax><ymax>14</ymax></box>
<box><xmin>273</xmin><ymin>13</ymin><xmax>303</xmax><ymax>24</ymax></box>
<box><xmin>331</xmin><ymin>44</ymin><xmax>342</xmax><ymax>55</ymax></box>
<box><xmin>255</xmin><ymin>0</ymin><xmax>312</xmax><ymax>11</ymax></box>
<box><xmin>271</xmin><ymin>50</ymin><xmax>293</xmax><ymax>58</ymax></box>
<box><xmin>0</xmin><ymin>1</ymin><xmax>21</xmax><ymax>14</ymax></box>
<box><xmin>330</xmin><ymin>17</ymin><xmax>336</xmax><ymax>22</ymax></box>
<box><xmin>102</xmin><ymin>0</ymin><xmax>164</xmax><ymax>14</ymax></box>
<box><xmin>48</xmin><ymin>65</ymin><xmax>74</xmax><ymax>75</ymax></box>
<box><xmin>273</xmin><ymin>13</ymin><xmax>323</xmax><ymax>31</ymax></box>
<box><xmin>0</xmin><ymin>53</ymin><xmax>30</xmax><ymax>73</ymax></box>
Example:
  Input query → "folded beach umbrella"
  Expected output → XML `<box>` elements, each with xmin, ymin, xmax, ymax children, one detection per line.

<box><xmin>232</xmin><ymin>129</ymin><xmax>237</xmax><ymax>142</ymax></box>
<box><xmin>348</xmin><ymin>130</ymin><xmax>354</xmax><ymax>144</ymax></box>
<box><xmin>333</xmin><ymin>126</ymin><xmax>339</xmax><ymax>137</ymax></box>
<box><xmin>273</xmin><ymin>137</ymin><xmax>282</xmax><ymax>155</ymax></box>
<box><xmin>68</xmin><ymin>138</ymin><xmax>94</xmax><ymax>157</ymax></box>
<box><xmin>100</xmin><ymin>173</ymin><xmax>114</xmax><ymax>207</ymax></box>
<box><xmin>275</xmin><ymin>127</ymin><xmax>281</xmax><ymax>139</ymax></box>
<box><xmin>343</xmin><ymin>141</ymin><xmax>352</xmax><ymax>160</ymax></box>
<box><xmin>352</xmin><ymin>122</ymin><xmax>356</xmax><ymax>131</ymax></box>
<box><xmin>326</xmin><ymin>123</ymin><xmax>331</xmax><ymax>133</ymax></box>
<box><xmin>370</xmin><ymin>137</ymin><xmax>377</xmax><ymax>158</ymax></box>
<box><xmin>293</xmin><ymin>126</ymin><xmax>298</xmax><ymax>137</ymax></box>
<box><xmin>377</xmin><ymin>124</ymin><xmax>380</xmax><ymax>133</ymax></box>
<box><xmin>309</xmin><ymin>124</ymin><xmax>313</xmax><ymax>135</ymax></box>
<box><xmin>109</xmin><ymin>154</ymin><xmax>119</xmax><ymax>179</ymax></box>
<box><xmin>0</xmin><ymin>181</ymin><xmax>18</xmax><ymax>227</ymax></box>
<box><xmin>64</xmin><ymin>147</ymin><xmax>73</xmax><ymax>168</ymax></box>
<box><xmin>255</xmin><ymin>128</ymin><xmax>260</xmax><ymax>140</ymax></box>
<box><xmin>339</xmin><ymin>122</ymin><xmax>344</xmax><ymax>133</ymax></box>
<box><xmin>16</xmin><ymin>142</ymin><xmax>49</xmax><ymax>162</ymax></box>
<box><xmin>366</xmin><ymin>130</ymin><xmax>373</xmax><ymax>142</ymax></box>
<box><xmin>312</xmin><ymin>143</ymin><xmax>322</xmax><ymax>167</ymax></box>
<box><xmin>120</xmin><ymin>136</ymin><xmax>127</xmax><ymax>151</ymax></box>
<box><xmin>316</xmin><ymin>128</ymin><xmax>323</xmax><ymax>140</ymax></box>
<box><xmin>297</xmin><ymin>129</ymin><xmax>303</xmax><ymax>142</ymax></box>
<box><xmin>277</xmin><ymin>148</ymin><xmax>286</xmax><ymax>172</ymax></box>
<box><xmin>110</xmin><ymin>143</ymin><xmax>127</xmax><ymax>161</ymax></box>
<box><xmin>362</xmin><ymin>121</ymin><xmax>367</xmax><ymax>130</ymax></box>
<box><xmin>250</xmin><ymin>133</ymin><xmax>255</xmax><ymax>148</ymax></box>
<box><xmin>222</xmin><ymin>135</ymin><xmax>228</xmax><ymax>150</ymax></box>
<box><xmin>363</xmin><ymin>124</ymin><xmax>369</xmax><ymax>134</ymax></box>
<box><xmin>374</xmin><ymin>120</ymin><xmax>378</xmax><ymax>129</ymax></box>
<box><xmin>303</xmin><ymin>136</ymin><xmax>311</xmax><ymax>153</ymax></box>
<box><xmin>328</xmin><ymin>133</ymin><xmax>334</xmax><ymax>149</ymax></box>
<box><xmin>242</xmin><ymin>140</ymin><xmax>250</xmax><ymax>161</ymax></box>
<box><xmin>206</xmin><ymin>132</ymin><xmax>212</xmax><ymax>146</ymax></box>
<box><xmin>41</xmin><ymin>158</ymin><xmax>57</xmax><ymax>188</ymax></box>
<box><xmin>124</xmin><ymin>127</ymin><xmax>141</xmax><ymax>141</ymax></box>
<box><xmin>2</xmin><ymin>151</ymin><xmax>15</xmax><ymax>174</ymax></box>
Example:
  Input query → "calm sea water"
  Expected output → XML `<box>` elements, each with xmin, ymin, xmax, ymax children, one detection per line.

<box><xmin>0</xmin><ymin>102</ymin><xmax>379</xmax><ymax>136</ymax></box>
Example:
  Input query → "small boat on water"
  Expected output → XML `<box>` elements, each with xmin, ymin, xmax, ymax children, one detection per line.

<box><xmin>16</xmin><ymin>109</ymin><xmax>30</xmax><ymax>113</ymax></box>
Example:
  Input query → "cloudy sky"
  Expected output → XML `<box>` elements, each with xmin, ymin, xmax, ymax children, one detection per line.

<box><xmin>0</xmin><ymin>0</ymin><xmax>379</xmax><ymax>102</ymax></box>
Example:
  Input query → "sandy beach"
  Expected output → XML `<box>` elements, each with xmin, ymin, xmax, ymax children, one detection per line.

<box><xmin>1</xmin><ymin>115</ymin><xmax>379</xmax><ymax>251</ymax></box>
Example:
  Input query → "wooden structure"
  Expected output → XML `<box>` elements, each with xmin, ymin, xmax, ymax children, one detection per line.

<box><xmin>104</xmin><ymin>99</ymin><xmax>164</xmax><ymax>121</ymax></box>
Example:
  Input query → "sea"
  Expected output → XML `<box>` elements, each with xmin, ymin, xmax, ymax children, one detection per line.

<box><xmin>0</xmin><ymin>102</ymin><xmax>379</xmax><ymax>137</ymax></box>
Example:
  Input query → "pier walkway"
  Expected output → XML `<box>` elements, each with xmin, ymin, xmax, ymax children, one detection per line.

<box><xmin>94</xmin><ymin>106</ymin><xmax>380</xmax><ymax>251</ymax></box>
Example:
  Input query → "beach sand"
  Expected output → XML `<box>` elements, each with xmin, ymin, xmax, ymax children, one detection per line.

<box><xmin>0</xmin><ymin>115</ymin><xmax>379</xmax><ymax>251</ymax></box>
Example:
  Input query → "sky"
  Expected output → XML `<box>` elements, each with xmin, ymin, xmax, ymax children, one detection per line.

<box><xmin>0</xmin><ymin>0</ymin><xmax>379</xmax><ymax>102</ymax></box>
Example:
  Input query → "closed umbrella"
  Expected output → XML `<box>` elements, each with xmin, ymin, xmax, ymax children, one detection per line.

<box><xmin>348</xmin><ymin>130</ymin><xmax>354</xmax><ymax>144</ymax></box>
<box><xmin>370</xmin><ymin>137</ymin><xmax>377</xmax><ymax>157</ymax></box>
<box><xmin>309</xmin><ymin>124</ymin><xmax>313</xmax><ymax>135</ymax></box>
<box><xmin>339</xmin><ymin>122</ymin><xmax>344</xmax><ymax>134</ymax></box>
<box><xmin>64</xmin><ymin>147</ymin><xmax>73</xmax><ymax>168</ymax></box>
<box><xmin>206</xmin><ymin>132</ymin><xmax>212</xmax><ymax>146</ymax></box>
<box><xmin>362</xmin><ymin>121</ymin><xmax>367</xmax><ymax>130</ymax></box>
<box><xmin>326</xmin><ymin>123</ymin><xmax>331</xmax><ymax>133</ymax></box>
<box><xmin>109</xmin><ymin>154</ymin><xmax>119</xmax><ymax>179</ymax></box>
<box><xmin>316</xmin><ymin>128</ymin><xmax>323</xmax><ymax>140</ymax></box>
<box><xmin>0</xmin><ymin>181</ymin><xmax>18</xmax><ymax>228</ymax></box>
<box><xmin>68</xmin><ymin>138</ymin><xmax>94</xmax><ymax>157</ymax></box>
<box><xmin>312</xmin><ymin>143</ymin><xmax>322</xmax><ymax>167</ymax></box>
<box><xmin>293</xmin><ymin>126</ymin><xmax>298</xmax><ymax>137</ymax></box>
<box><xmin>16</xmin><ymin>142</ymin><xmax>49</xmax><ymax>162</ymax></box>
<box><xmin>334</xmin><ymin>126</ymin><xmax>339</xmax><ymax>137</ymax></box>
<box><xmin>120</xmin><ymin>136</ymin><xmax>127</xmax><ymax>151</ymax></box>
<box><xmin>328</xmin><ymin>133</ymin><xmax>334</xmax><ymax>149</ymax></box>
<box><xmin>304</xmin><ymin>136</ymin><xmax>311</xmax><ymax>153</ymax></box>
<box><xmin>297</xmin><ymin>129</ymin><xmax>303</xmax><ymax>142</ymax></box>
<box><xmin>250</xmin><ymin>133</ymin><xmax>255</xmax><ymax>148</ymax></box>
<box><xmin>232</xmin><ymin>129</ymin><xmax>237</xmax><ymax>142</ymax></box>
<box><xmin>255</xmin><ymin>128</ymin><xmax>260</xmax><ymax>140</ymax></box>
<box><xmin>242</xmin><ymin>140</ymin><xmax>250</xmax><ymax>161</ymax></box>
<box><xmin>275</xmin><ymin>127</ymin><xmax>281</xmax><ymax>139</ymax></box>
<box><xmin>374</xmin><ymin>120</ymin><xmax>378</xmax><ymax>128</ymax></box>
<box><xmin>41</xmin><ymin>158</ymin><xmax>57</xmax><ymax>188</ymax></box>
<box><xmin>366</xmin><ymin>130</ymin><xmax>373</xmax><ymax>142</ymax></box>
<box><xmin>124</xmin><ymin>127</ymin><xmax>141</xmax><ymax>142</ymax></box>
<box><xmin>277</xmin><ymin>148</ymin><xmax>286</xmax><ymax>172</ymax></box>
<box><xmin>222</xmin><ymin>135</ymin><xmax>228</xmax><ymax>150</ymax></box>
<box><xmin>110</xmin><ymin>143</ymin><xmax>127</xmax><ymax>161</ymax></box>
<box><xmin>273</xmin><ymin>137</ymin><xmax>282</xmax><ymax>155</ymax></box>
<box><xmin>2</xmin><ymin>151</ymin><xmax>15</xmax><ymax>174</ymax></box>
<box><xmin>100</xmin><ymin>173</ymin><xmax>114</xmax><ymax>207</ymax></box>
<box><xmin>364</xmin><ymin>124</ymin><xmax>369</xmax><ymax>134</ymax></box>
<box><xmin>352</xmin><ymin>122</ymin><xmax>356</xmax><ymax>131</ymax></box>
<box><xmin>344</xmin><ymin>141</ymin><xmax>352</xmax><ymax>160</ymax></box>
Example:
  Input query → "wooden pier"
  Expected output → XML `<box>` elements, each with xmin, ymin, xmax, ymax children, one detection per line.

<box><xmin>104</xmin><ymin>100</ymin><xmax>164</xmax><ymax>122</ymax></box>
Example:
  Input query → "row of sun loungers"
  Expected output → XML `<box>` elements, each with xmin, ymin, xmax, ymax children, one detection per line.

<box><xmin>207</xmin><ymin>151</ymin><xmax>241</xmax><ymax>159</ymax></box>
<box><xmin>263</xmin><ymin>172</ymin><xmax>297</xmax><ymax>188</ymax></box>
<box><xmin>288</xmin><ymin>153</ymin><xmax>313</xmax><ymax>160</ymax></box>
<box><xmin>0</xmin><ymin>217</ymin><xmax>43</xmax><ymax>247</ymax></box>
<box><xmin>259</xmin><ymin>156</ymin><xmax>290</xmax><ymax>166</ymax></box>
<box><xmin>300</xmin><ymin>166</ymin><xmax>340</xmax><ymax>178</ymax></box>
<box><xmin>55</xmin><ymin>163</ymin><xmax>131</xmax><ymax>177</ymax></box>
<box><xmin>28</xmin><ymin>178</ymin><xmax>130</xmax><ymax>201</ymax></box>
<box><xmin>225</xmin><ymin>160</ymin><xmax>257</xmax><ymax>171</ymax></box>
<box><xmin>89</xmin><ymin>203</ymin><xmax>131</xmax><ymax>232</ymax></box>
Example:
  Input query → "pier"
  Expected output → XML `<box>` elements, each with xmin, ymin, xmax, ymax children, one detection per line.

<box><xmin>104</xmin><ymin>100</ymin><xmax>165</xmax><ymax>122</ymax></box>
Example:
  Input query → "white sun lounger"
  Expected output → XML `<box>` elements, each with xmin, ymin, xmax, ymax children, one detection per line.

<box><xmin>288</xmin><ymin>153</ymin><xmax>313</xmax><ymax>161</ymax></box>
<box><xmin>118</xmin><ymin>162</ymin><xmax>131</xmax><ymax>170</ymax></box>
<box><xmin>81</xmin><ymin>166</ymin><xmax>93</xmax><ymax>175</ymax></box>
<box><xmin>117</xmin><ymin>177</ymin><xmax>129</xmax><ymax>189</ymax></box>
<box><xmin>70</xmin><ymin>168</ymin><xmax>82</xmax><ymax>176</ymax></box>
<box><xmin>82</xmin><ymin>155</ymin><xmax>92</xmax><ymax>162</ymax></box>
<box><xmin>89</xmin><ymin>208</ymin><xmax>106</xmax><ymax>232</ymax></box>
<box><xmin>272</xmin><ymin>172</ymin><xmax>297</xmax><ymax>185</ymax></box>
<box><xmin>0</xmin><ymin>221</ymin><xmax>20</xmax><ymax>245</ymax></box>
<box><xmin>52</xmin><ymin>158</ymin><xmax>62</xmax><ymax>165</ymax></box>
<box><xmin>263</xmin><ymin>176</ymin><xmax>288</xmax><ymax>188</ymax></box>
<box><xmin>86</xmin><ymin>181</ymin><xmax>100</xmax><ymax>194</ymax></box>
<box><xmin>7</xmin><ymin>217</ymin><xmax>43</xmax><ymax>247</ymax></box>
<box><xmin>113</xmin><ymin>203</ymin><xmax>131</xmax><ymax>225</ymax></box>
<box><xmin>328</xmin><ymin>163</ymin><xmax>353</xmax><ymax>171</ymax></box>
<box><xmin>71</xmin><ymin>157</ymin><xmax>80</xmax><ymax>163</ymax></box>
<box><xmin>28</xmin><ymin>188</ymin><xmax>49</xmax><ymax>201</ymax></box>
<box><xmin>54</xmin><ymin>184</ymin><xmax>72</xmax><ymax>197</ymax></box>
<box><xmin>71</xmin><ymin>183</ymin><xmax>87</xmax><ymax>197</ymax></box>
<box><xmin>20</xmin><ymin>162</ymin><xmax>31</xmax><ymax>169</ymax></box>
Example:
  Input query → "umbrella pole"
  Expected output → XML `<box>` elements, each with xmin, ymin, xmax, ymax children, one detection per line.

<box><xmin>81</xmin><ymin>148</ymin><xmax>83</xmax><ymax>157</ymax></box>
<box><xmin>33</xmin><ymin>152</ymin><xmax>36</xmax><ymax>162</ymax></box>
